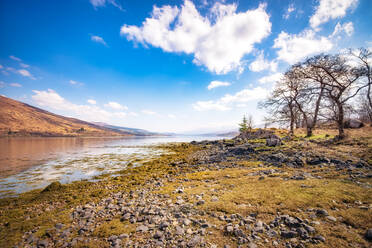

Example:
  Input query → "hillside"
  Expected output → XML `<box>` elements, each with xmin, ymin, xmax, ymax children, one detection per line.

<box><xmin>0</xmin><ymin>96</ymin><xmax>132</xmax><ymax>137</ymax></box>
<box><xmin>92</xmin><ymin>122</ymin><xmax>157</xmax><ymax>136</ymax></box>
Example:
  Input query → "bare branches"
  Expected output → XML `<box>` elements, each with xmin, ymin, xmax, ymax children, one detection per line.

<box><xmin>259</xmin><ymin>47</ymin><xmax>371</xmax><ymax>139</ymax></box>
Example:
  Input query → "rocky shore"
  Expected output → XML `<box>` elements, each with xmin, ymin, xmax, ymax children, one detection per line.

<box><xmin>1</xmin><ymin>128</ymin><xmax>371</xmax><ymax>248</ymax></box>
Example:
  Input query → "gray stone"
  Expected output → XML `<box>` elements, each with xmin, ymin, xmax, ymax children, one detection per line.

<box><xmin>316</xmin><ymin>209</ymin><xmax>329</xmax><ymax>216</ymax></box>
<box><xmin>281</xmin><ymin>230</ymin><xmax>297</xmax><ymax>238</ymax></box>
<box><xmin>326</xmin><ymin>216</ymin><xmax>337</xmax><ymax>222</ymax></box>
<box><xmin>314</xmin><ymin>235</ymin><xmax>326</xmax><ymax>242</ymax></box>
<box><xmin>365</xmin><ymin>229</ymin><xmax>372</xmax><ymax>241</ymax></box>
<box><xmin>136</xmin><ymin>225</ymin><xmax>149</xmax><ymax>232</ymax></box>
<box><xmin>187</xmin><ymin>235</ymin><xmax>203</xmax><ymax>247</ymax></box>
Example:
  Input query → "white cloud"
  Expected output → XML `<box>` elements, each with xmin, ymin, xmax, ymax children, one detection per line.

<box><xmin>330</xmin><ymin>22</ymin><xmax>354</xmax><ymax>38</ymax></box>
<box><xmin>31</xmin><ymin>89</ymin><xmax>126</xmax><ymax>122</ymax></box>
<box><xmin>121</xmin><ymin>1</ymin><xmax>271</xmax><ymax>74</ymax></box>
<box><xmin>0</xmin><ymin>81</ymin><xmax>5</xmax><ymax>88</ymax></box>
<box><xmin>69</xmin><ymin>80</ymin><xmax>84</xmax><ymax>86</ymax></box>
<box><xmin>309</xmin><ymin>0</ymin><xmax>358</xmax><ymax>29</ymax></box>
<box><xmin>258</xmin><ymin>73</ymin><xmax>283</xmax><ymax>84</ymax></box>
<box><xmin>193</xmin><ymin>100</ymin><xmax>231</xmax><ymax>111</ymax></box>
<box><xmin>193</xmin><ymin>86</ymin><xmax>268</xmax><ymax>111</ymax></box>
<box><xmin>18</xmin><ymin>69</ymin><xmax>36</xmax><ymax>80</ymax></box>
<box><xmin>0</xmin><ymin>64</ymin><xmax>3</xmax><ymax>69</ymax></box>
<box><xmin>207</xmin><ymin>80</ymin><xmax>231</xmax><ymax>90</ymax></box>
<box><xmin>87</xmin><ymin>99</ymin><xmax>96</xmax><ymax>105</ymax></box>
<box><xmin>104</xmin><ymin>101</ymin><xmax>128</xmax><ymax>110</ymax></box>
<box><xmin>9</xmin><ymin>55</ymin><xmax>21</xmax><ymax>61</ymax></box>
<box><xmin>273</xmin><ymin>30</ymin><xmax>333</xmax><ymax>64</ymax></box>
<box><xmin>249</xmin><ymin>51</ymin><xmax>277</xmax><ymax>72</ymax></box>
<box><xmin>9</xmin><ymin>83</ymin><xmax>22</xmax><ymax>87</ymax></box>
<box><xmin>168</xmin><ymin>114</ymin><xmax>176</xmax><ymax>119</ymax></box>
<box><xmin>283</xmin><ymin>4</ymin><xmax>295</xmax><ymax>19</ymax></box>
<box><xmin>20</xmin><ymin>63</ymin><xmax>30</xmax><ymax>68</ymax></box>
<box><xmin>91</xmin><ymin>35</ymin><xmax>107</xmax><ymax>46</ymax></box>
<box><xmin>129</xmin><ymin>112</ymin><xmax>138</xmax><ymax>117</ymax></box>
<box><xmin>142</xmin><ymin>110</ymin><xmax>157</xmax><ymax>115</ymax></box>
<box><xmin>90</xmin><ymin>0</ymin><xmax>123</xmax><ymax>11</ymax></box>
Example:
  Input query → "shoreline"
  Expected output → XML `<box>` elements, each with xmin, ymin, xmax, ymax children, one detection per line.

<box><xmin>0</xmin><ymin>128</ymin><xmax>371</xmax><ymax>247</ymax></box>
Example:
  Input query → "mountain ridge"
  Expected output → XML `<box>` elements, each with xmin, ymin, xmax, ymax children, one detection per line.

<box><xmin>0</xmin><ymin>96</ymin><xmax>132</xmax><ymax>137</ymax></box>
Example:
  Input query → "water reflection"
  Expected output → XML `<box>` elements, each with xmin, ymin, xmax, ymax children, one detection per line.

<box><xmin>0</xmin><ymin>136</ymin><xmax>227</xmax><ymax>197</ymax></box>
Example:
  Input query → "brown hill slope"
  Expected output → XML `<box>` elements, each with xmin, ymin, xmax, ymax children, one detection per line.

<box><xmin>0</xmin><ymin>96</ymin><xmax>131</xmax><ymax>137</ymax></box>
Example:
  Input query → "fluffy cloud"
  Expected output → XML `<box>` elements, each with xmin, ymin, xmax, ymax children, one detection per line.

<box><xmin>18</xmin><ymin>69</ymin><xmax>36</xmax><ymax>80</ymax></box>
<box><xmin>87</xmin><ymin>99</ymin><xmax>96</xmax><ymax>105</ymax></box>
<box><xmin>193</xmin><ymin>87</ymin><xmax>268</xmax><ymax>111</ymax></box>
<box><xmin>273</xmin><ymin>30</ymin><xmax>333</xmax><ymax>64</ymax></box>
<box><xmin>9</xmin><ymin>55</ymin><xmax>21</xmax><ymax>61</ymax></box>
<box><xmin>258</xmin><ymin>73</ymin><xmax>283</xmax><ymax>84</ymax></box>
<box><xmin>309</xmin><ymin>0</ymin><xmax>358</xmax><ymax>29</ymax></box>
<box><xmin>207</xmin><ymin>80</ymin><xmax>231</xmax><ymax>90</ymax></box>
<box><xmin>249</xmin><ymin>51</ymin><xmax>277</xmax><ymax>72</ymax></box>
<box><xmin>9</xmin><ymin>83</ymin><xmax>22</xmax><ymax>87</ymax></box>
<box><xmin>283</xmin><ymin>4</ymin><xmax>295</xmax><ymax>19</ymax></box>
<box><xmin>31</xmin><ymin>89</ymin><xmax>127</xmax><ymax>122</ymax></box>
<box><xmin>121</xmin><ymin>1</ymin><xmax>271</xmax><ymax>74</ymax></box>
<box><xmin>90</xmin><ymin>0</ymin><xmax>123</xmax><ymax>11</ymax></box>
<box><xmin>91</xmin><ymin>35</ymin><xmax>107</xmax><ymax>46</ymax></box>
<box><xmin>330</xmin><ymin>22</ymin><xmax>354</xmax><ymax>38</ymax></box>
<box><xmin>104</xmin><ymin>101</ymin><xmax>128</xmax><ymax>110</ymax></box>
<box><xmin>142</xmin><ymin>110</ymin><xmax>157</xmax><ymax>115</ymax></box>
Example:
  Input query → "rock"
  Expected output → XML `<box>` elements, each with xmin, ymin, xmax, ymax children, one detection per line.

<box><xmin>281</xmin><ymin>230</ymin><xmax>297</xmax><ymax>238</ymax></box>
<box><xmin>314</xmin><ymin>235</ymin><xmax>326</xmax><ymax>242</ymax></box>
<box><xmin>37</xmin><ymin>239</ymin><xmax>49</xmax><ymax>248</ymax></box>
<box><xmin>175</xmin><ymin>226</ymin><xmax>185</xmax><ymax>235</ymax></box>
<box><xmin>247</xmin><ymin>242</ymin><xmax>257</xmax><ymax>248</ymax></box>
<box><xmin>226</xmin><ymin>225</ymin><xmax>234</xmax><ymax>233</ymax></box>
<box><xmin>316</xmin><ymin>209</ymin><xmax>329</xmax><ymax>216</ymax></box>
<box><xmin>187</xmin><ymin>235</ymin><xmax>203</xmax><ymax>247</ymax></box>
<box><xmin>303</xmin><ymin>224</ymin><xmax>315</xmax><ymax>233</ymax></box>
<box><xmin>136</xmin><ymin>225</ymin><xmax>149</xmax><ymax>232</ymax></box>
<box><xmin>266</xmin><ymin>136</ymin><xmax>282</xmax><ymax>147</ymax></box>
<box><xmin>183</xmin><ymin>219</ymin><xmax>192</xmax><ymax>226</ymax></box>
<box><xmin>365</xmin><ymin>229</ymin><xmax>372</xmax><ymax>241</ymax></box>
<box><xmin>196</xmin><ymin>200</ymin><xmax>205</xmax><ymax>205</ymax></box>
<box><xmin>55</xmin><ymin>223</ymin><xmax>63</xmax><ymax>230</ymax></box>
<box><xmin>211</xmin><ymin>196</ymin><xmax>219</xmax><ymax>202</ymax></box>
<box><xmin>326</xmin><ymin>216</ymin><xmax>337</xmax><ymax>222</ymax></box>
<box><xmin>153</xmin><ymin>231</ymin><xmax>163</xmax><ymax>239</ymax></box>
<box><xmin>344</xmin><ymin>119</ymin><xmax>364</xmax><ymax>129</ymax></box>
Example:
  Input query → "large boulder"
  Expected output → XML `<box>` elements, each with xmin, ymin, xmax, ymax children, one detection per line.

<box><xmin>234</xmin><ymin>129</ymin><xmax>276</xmax><ymax>140</ymax></box>
<box><xmin>344</xmin><ymin>119</ymin><xmax>364</xmax><ymax>129</ymax></box>
<box><xmin>266</xmin><ymin>136</ymin><xmax>282</xmax><ymax>147</ymax></box>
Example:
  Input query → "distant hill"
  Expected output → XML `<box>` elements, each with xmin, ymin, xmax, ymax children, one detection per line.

<box><xmin>92</xmin><ymin>122</ymin><xmax>158</xmax><ymax>136</ymax></box>
<box><xmin>197</xmin><ymin>130</ymin><xmax>239</xmax><ymax>137</ymax></box>
<box><xmin>0</xmin><ymin>96</ymin><xmax>132</xmax><ymax>137</ymax></box>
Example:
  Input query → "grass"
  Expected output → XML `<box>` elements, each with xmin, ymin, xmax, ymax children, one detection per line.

<box><xmin>154</xmin><ymin>162</ymin><xmax>372</xmax><ymax>247</ymax></box>
<box><xmin>0</xmin><ymin>127</ymin><xmax>371</xmax><ymax>247</ymax></box>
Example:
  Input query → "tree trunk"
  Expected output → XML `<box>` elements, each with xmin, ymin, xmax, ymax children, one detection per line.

<box><xmin>289</xmin><ymin>103</ymin><xmax>294</xmax><ymax>136</ymax></box>
<box><xmin>337</xmin><ymin>102</ymin><xmax>345</xmax><ymax>139</ymax></box>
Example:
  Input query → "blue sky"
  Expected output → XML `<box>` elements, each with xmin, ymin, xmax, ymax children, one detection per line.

<box><xmin>0</xmin><ymin>0</ymin><xmax>371</xmax><ymax>133</ymax></box>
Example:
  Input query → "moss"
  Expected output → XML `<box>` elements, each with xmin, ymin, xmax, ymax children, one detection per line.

<box><xmin>93</xmin><ymin>219</ymin><xmax>136</xmax><ymax>238</ymax></box>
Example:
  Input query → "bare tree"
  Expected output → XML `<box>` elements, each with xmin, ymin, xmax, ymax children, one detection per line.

<box><xmin>284</xmin><ymin>62</ymin><xmax>326</xmax><ymax>137</ymax></box>
<box><xmin>349</xmin><ymin>48</ymin><xmax>372</xmax><ymax>122</ymax></box>
<box><xmin>305</xmin><ymin>54</ymin><xmax>366</xmax><ymax>138</ymax></box>
<box><xmin>259</xmin><ymin>76</ymin><xmax>298</xmax><ymax>135</ymax></box>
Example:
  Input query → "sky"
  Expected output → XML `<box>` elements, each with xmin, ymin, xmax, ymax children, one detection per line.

<box><xmin>0</xmin><ymin>0</ymin><xmax>371</xmax><ymax>133</ymax></box>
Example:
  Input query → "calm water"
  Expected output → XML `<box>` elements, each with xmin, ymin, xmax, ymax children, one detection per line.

<box><xmin>0</xmin><ymin>136</ymin><xmax>227</xmax><ymax>197</ymax></box>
